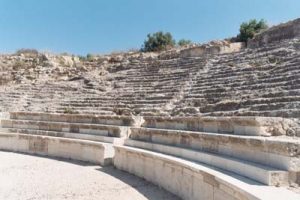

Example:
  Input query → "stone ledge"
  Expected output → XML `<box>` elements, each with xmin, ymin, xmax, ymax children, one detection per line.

<box><xmin>9</xmin><ymin>112</ymin><xmax>135</xmax><ymax>126</ymax></box>
<box><xmin>114</xmin><ymin>145</ymin><xmax>300</xmax><ymax>200</ymax></box>
<box><xmin>0</xmin><ymin>132</ymin><xmax>114</xmax><ymax>166</ymax></box>
<box><xmin>142</xmin><ymin>116</ymin><xmax>298</xmax><ymax>136</ymax></box>
<box><xmin>1</xmin><ymin>119</ymin><xmax>128</xmax><ymax>137</ymax></box>
<box><xmin>1</xmin><ymin>128</ymin><xmax>125</xmax><ymax>145</ymax></box>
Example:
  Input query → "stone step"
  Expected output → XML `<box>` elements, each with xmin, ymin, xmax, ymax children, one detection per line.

<box><xmin>248</xmin><ymin>101</ymin><xmax>300</xmax><ymax>111</ymax></box>
<box><xmin>182</xmin><ymin>95</ymin><xmax>300</xmax><ymax>106</ymax></box>
<box><xmin>191</xmin><ymin>76</ymin><xmax>300</xmax><ymax>92</ymax></box>
<box><xmin>197</xmin><ymin>70</ymin><xmax>299</xmax><ymax>83</ymax></box>
<box><xmin>201</xmin><ymin>108</ymin><xmax>300</xmax><ymax>118</ymax></box>
<box><xmin>125</xmin><ymin>139</ymin><xmax>288</xmax><ymax>186</ymax></box>
<box><xmin>56</xmin><ymin>104</ymin><xmax>164</xmax><ymax>111</ymax></box>
<box><xmin>1</xmin><ymin>94</ymin><xmax>173</xmax><ymax>102</ymax></box>
<box><xmin>9</xmin><ymin>112</ymin><xmax>135</xmax><ymax>126</ymax></box>
<box><xmin>1</xmin><ymin>119</ymin><xmax>129</xmax><ymax>138</ymax></box>
<box><xmin>141</xmin><ymin>116</ymin><xmax>295</xmax><ymax>136</ymax></box>
<box><xmin>59</xmin><ymin>99</ymin><xmax>168</xmax><ymax>104</ymax></box>
<box><xmin>54</xmin><ymin>106</ymin><xmax>162</xmax><ymax>112</ymax></box>
<box><xmin>0</xmin><ymin>128</ymin><xmax>124</xmax><ymax>145</ymax></box>
<box><xmin>191</xmin><ymin>80</ymin><xmax>300</xmax><ymax>92</ymax></box>
<box><xmin>54</xmin><ymin>110</ymin><xmax>117</xmax><ymax>115</ymax></box>
<box><xmin>194</xmin><ymin>63</ymin><xmax>300</xmax><ymax>77</ymax></box>
<box><xmin>203</xmin><ymin>63</ymin><xmax>300</xmax><ymax>78</ymax></box>
<box><xmin>199</xmin><ymin>100</ymin><xmax>300</xmax><ymax>113</ymax></box>
<box><xmin>60</xmin><ymin>101</ymin><xmax>166</xmax><ymax>107</ymax></box>
<box><xmin>187</xmin><ymin>84</ymin><xmax>299</xmax><ymax>99</ymax></box>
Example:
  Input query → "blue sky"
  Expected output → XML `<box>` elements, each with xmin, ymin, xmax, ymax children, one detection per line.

<box><xmin>0</xmin><ymin>0</ymin><xmax>299</xmax><ymax>55</ymax></box>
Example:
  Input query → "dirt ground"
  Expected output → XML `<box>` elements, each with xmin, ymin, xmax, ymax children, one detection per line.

<box><xmin>0</xmin><ymin>151</ymin><xmax>180</xmax><ymax>200</ymax></box>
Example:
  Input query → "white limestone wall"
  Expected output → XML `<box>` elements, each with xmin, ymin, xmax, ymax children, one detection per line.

<box><xmin>114</xmin><ymin>146</ymin><xmax>300</xmax><ymax>200</ymax></box>
<box><xmin>114</xmin><ymin>146</ymin><xmax>259</xmax><ymax>200</ymax></box>
<box><xmin>124</xmin><ymin>139</ymin><xmax>289</xmax><ymax>186</ymax></box>
<box><xmin>0</xmin><ymin>133</ymin><xmax>113</xmax><ymax>166</ymax></box>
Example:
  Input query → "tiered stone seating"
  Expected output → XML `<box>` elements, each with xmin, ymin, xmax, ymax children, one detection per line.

<box><xmin>0</xmin><ymin>112</ymin><xmax>135</xmax><ymax>165</ymax></box>
<box><xmin>114</xmin><ymin>115</ymin><xmax>300</xmax><ymax>200</ymax></box>
<box><xmin>173</xmin><ymin>39</ymin><xmax>300</xmax><ymax>117</ymax></box>
<box><xmin>0</xmin><ymin>57</ymin><xmax>208</xmax><ymax>116</ymax></box>
<box><xmin>0</xmin><ymin>38</ymin><xmax>299</xmax><ymax>118</ymax></box>
<box><xmin>0</xmin><ymin>112</ymin><xmax>299</xmax><ymax>199</ymax></box>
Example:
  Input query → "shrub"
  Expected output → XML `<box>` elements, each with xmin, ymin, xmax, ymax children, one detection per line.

<box><xmin>78</xmin><ymin>55</ymin><xmax>86</xmax><ymax>61</ymax></box>
<box><xmin>237</xmin><ymin>19</ymin><xmax>268</xmax><ymax>42</ymax></box>
<box><xmin>178</xmin><ymin>39</ymin><xmax>192</xmax><ymax>46</ymax></box>
<box><xmin>142</xmin><ymin>31</ymin><xmax>176</xmax><ymax>52</ymax></box>
<box><xmin>86</xmin><ymin>53</ymin><xmax>94</xmax><ymax>61</ymax></box>
<box><xmin>15</xmin><ymin>48</ymin><xmax>39</xmax><ymax>55</ymax></box>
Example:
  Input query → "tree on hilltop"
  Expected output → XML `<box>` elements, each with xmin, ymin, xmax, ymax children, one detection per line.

<box><xmin>142</xmin><ymin>31</ymin><xmax>176</xmax><ymax>52</ymax></box>
<box><xmin>178</xmin><ymin>39</ymin><xmax>192</xmax><ymax>47</ymax></box>
<box><xmin>237</xmin><ymin>19</ymin><xmax>268</xmax><ymax>42</ymax></box>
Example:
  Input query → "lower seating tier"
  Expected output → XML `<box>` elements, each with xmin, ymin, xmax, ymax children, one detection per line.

<box><xmin>9</xmin><ymin>112</ymin><xmax>136</xmax><ymax>126</ymax></box>
<box><xmin>1</xmin><ymin>119</ymin><xmax>129</xmax><ymax>138</ymax></box>
<box><xmin>0</xmin><ymin>128</ymin><xmax>124</xmax><ymax>145</ymax></box>
<box><xmin>114</xmin><ymin>145</ymin><xmax>300</xmax><ymax>200</ymax></box>
<box><xmin>130</xmin><ymin>127</ymin><xmax>300</xmax><ymax>177</ymax></box>
<box><xmin>0</xmin><ymin>132</ymin><xmax>113</xmax><ymax>166</ymax></box>
<box><xmin>125</xmin><ymin>139</ymin><xmax>288</xmax><ymax>186</ymax></box>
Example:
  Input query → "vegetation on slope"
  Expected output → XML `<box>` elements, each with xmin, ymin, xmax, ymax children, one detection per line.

<box><xmin>237</xmin><ymin>19</ymin><xmax>268</xmax><ymax>42</ymax></box>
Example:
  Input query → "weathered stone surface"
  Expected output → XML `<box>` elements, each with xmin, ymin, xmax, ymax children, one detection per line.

<box><xmin>10</xmin><ymin>112</ymin><xmax>135</xmax><ymax>126</ymax></box>
<box><xmin>180</xmin><ymin>41</ymin><xmax>245</xmax><ymax>57</ymax></box>
<box><xmin>142</xmin><ymin>116</ymin><xmax>298</xmax><ymax>136</ymax></box>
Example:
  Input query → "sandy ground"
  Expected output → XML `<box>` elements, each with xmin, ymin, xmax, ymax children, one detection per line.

<box><xmin>0</xmin><ymin>151</ymin><xmax>180</xmax><ymax>200</ymax></box>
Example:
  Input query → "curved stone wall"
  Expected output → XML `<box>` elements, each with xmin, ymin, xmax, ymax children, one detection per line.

<box><xmin>113</xmin><ymin>146</ymin><xmax>299</xmax><ymax>200</ymax></box>
<box><xmin>0</xmin><ymin>133</ymin><xmax>113</xmax><ymax>165</ymax></box>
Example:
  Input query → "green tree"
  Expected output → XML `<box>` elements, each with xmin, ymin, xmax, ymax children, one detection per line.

<box><xmin>238</xmin><ymin>19</ymin><xmax>268</xmax><ymax>42</ymax></box>
<box><xmin>142</xmin><ymin>31</ymin><xmax>176</xmax><ymax>52</ymax></box>
<box><xmin>178</xmin><ymin>39</ymin><xmax>192</xmax><ymax>46</ymax></box>
<box><xmin>86</xmin><ymin>53</ymin><xmax>94</xmax><ymax>61</ymax></box>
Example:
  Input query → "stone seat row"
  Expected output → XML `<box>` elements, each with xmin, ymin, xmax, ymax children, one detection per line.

<box><xmin>189</xmin><ymin>82</ymin><xmax>299</xmax><ymax>94</ymax></box>
<box><xmin>201</xmin><ymin>109</ymin><xmax>300</xmax><ymax>119</ymax></box>
<box><xmin>0</xmin><ymin>132</ymin><xmax>113</xmax><ymax>166</ymax></box>
<box><xmin>191</xmin><ymin>76</ymin><xmax>299</xmax><ymax>89</ymax></box>
<box><xmin>185</xmin><ymin>86</ymin><xmax>299</xmax><ymax>101</ymax></box>
<box><xmin>192</xmin><ymin>72</ymin><xmax>300</xmax><ymax>86</ymax></box>
<box><xmin>199</xmin><ymin>100</ymin><xmax>300</xmax><ymax>112</ymax></box>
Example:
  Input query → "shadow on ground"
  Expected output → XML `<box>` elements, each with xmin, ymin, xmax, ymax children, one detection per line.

<box><xmin>97</xmin><ymin>166</ymin><xmax>182</xmax><ymax>200</ymax></box>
